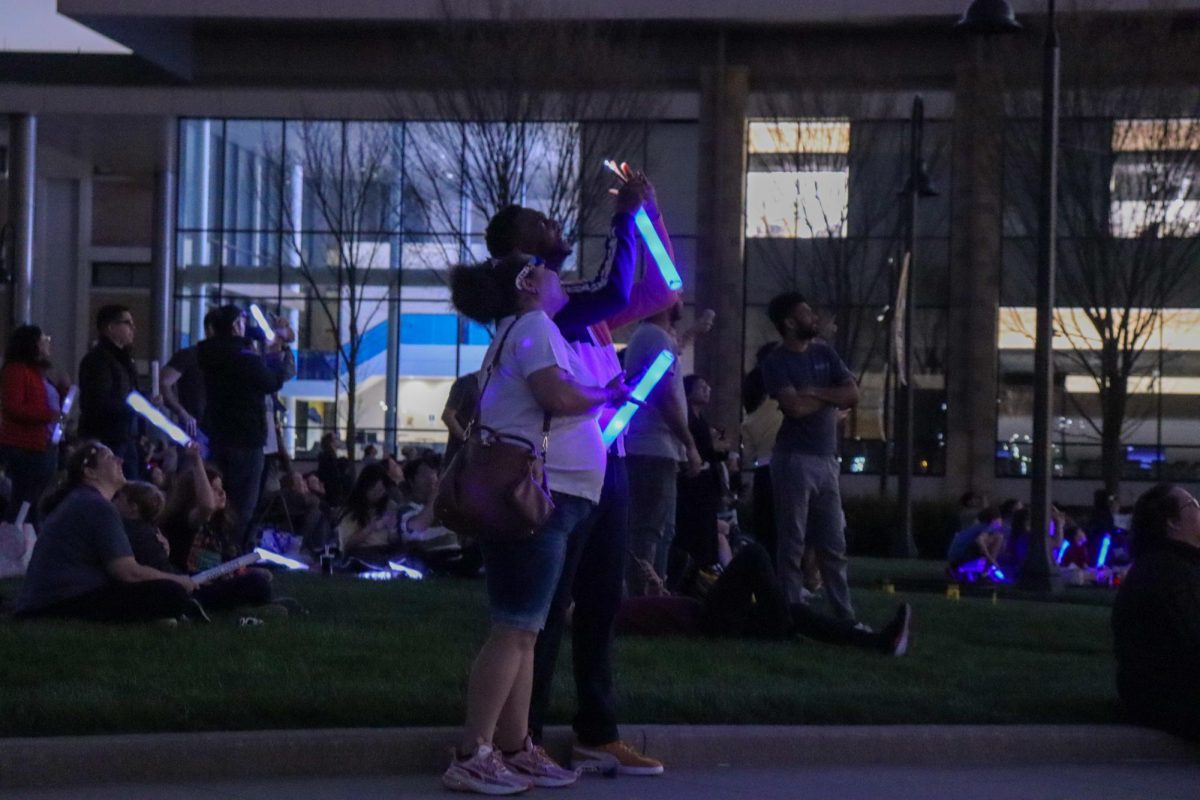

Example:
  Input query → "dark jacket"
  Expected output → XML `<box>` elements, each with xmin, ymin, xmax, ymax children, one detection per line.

<box><xmin>77</xmin><ymin>337</ymin><xmax>139</xmax><ymax>448</ymax></box>
<box><xmin>1111</xmin><ymin>538</ymin><xmax>1200</xmax><ymax>739</ymax></box>
<box><xmin>197</xmin><ymin>336</ymin><xmax>294</xmax><ymax>449</ymax></box>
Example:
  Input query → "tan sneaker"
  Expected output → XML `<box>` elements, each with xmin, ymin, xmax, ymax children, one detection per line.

<box><xmin>572</xmin><ymin>740</ymin><xmax>664</xmax><ymax>776</ymax></box>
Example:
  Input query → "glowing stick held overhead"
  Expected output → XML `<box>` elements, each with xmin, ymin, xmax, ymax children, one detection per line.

<box><xmin>126</xmin><ymin>391</ymin><xmax>194</xmax><ymax>446</ymax></box>
<box><xmin>1096</xmin><ymin>534</ymin><xmax>1112</xmax><ymax>568</ymax></box>
<box><xmin>51</xmin><ymin>385</ymin><xmax>78</xmax><ymax>444</ymax></box>
<box><xmin>602</xmin><ymin>349</ymin><xmax>675</xmax><ymax>447</ymax></box>
<box><xmin>603</xmin><ymin>158</ymin><xmax>683</xmax><ymax>290</ymax></box>
<box><xmin>249</xmin><ymin>304</ymin><xmax>276</xmax><ymax>343</ymax></box>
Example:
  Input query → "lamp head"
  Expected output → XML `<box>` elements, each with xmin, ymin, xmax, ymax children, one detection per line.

<box><xmin>955</xmin><ymin>0</ymin><xmax>1023</xmax><ymax>34</ymax></box>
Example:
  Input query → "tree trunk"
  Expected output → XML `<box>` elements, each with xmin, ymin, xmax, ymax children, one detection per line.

<box><xmin>1100</xmin><ymin>373</ymin><xmax>1127</xmax><ymax>497</ymax></box>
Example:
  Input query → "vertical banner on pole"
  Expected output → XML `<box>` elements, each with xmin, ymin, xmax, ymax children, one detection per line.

<box><xmin>893</xmin><ymin>252</ymin><xmax>911</xmax><ymax>386</ymax></box>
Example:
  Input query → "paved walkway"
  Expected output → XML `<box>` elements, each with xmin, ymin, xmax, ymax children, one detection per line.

<box><xmin>7</xmin><ymin>765</ymin><xmax>1200</xmax><ymax>800</ymax></box>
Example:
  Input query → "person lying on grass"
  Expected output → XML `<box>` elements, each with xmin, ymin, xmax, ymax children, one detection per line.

<box><xmin>117</xmin><ymin>447</ymin><xmax>277</xmax><ymax>615</ymax></box>
<box><xmin>615</xmin><ymin>541</ymin><xmax>913</xmax><ymax>656</ymax></box>
<box><xmin>14</xmin><ymin>441</ymin><xmax>197</xmax><ymax>623</ymax></box>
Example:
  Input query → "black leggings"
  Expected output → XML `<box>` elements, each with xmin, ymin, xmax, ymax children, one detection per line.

<box><xmin>703</xmin><ymin>543</ymin><xmax>881</xmax><ymax>650</ymax></box>
<box><xmin>16</xmin><ymin>580</ymin><xmax>192</xmax><ymax>623</ymax></box>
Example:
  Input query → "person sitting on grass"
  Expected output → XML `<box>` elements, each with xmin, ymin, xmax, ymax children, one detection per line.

<box><xmin>616</xmin><ymin>541</ymin><xmax>912</xmax><ymax>655</ymax></box>
<box><xmin>1060</xmin><ymin>528</ymin><xmax>1091</xmax><ymax>569</ymax></box>
<box><xmin>946</xmin><ymin>506</ymin><xmax>1006</xmax><ymax>580</ymax></box>
<box><xmin>336</xmin><ymin>462</ymin><xmax>400</xmax><ymax>562</ymax></box>
<box><xmin>117</xmin><ymin>461</ymin><xmax>274</xmax><ymax>614</ymax></box>
<box><xmin>158</xmin><ymin>445</ymin><xmax>272</xmax><ymax>610</ymax></box>
<box><xmin>13</xmin><ymin>441</ymin><xmax>197</xmax><ymax>623</ymax></box>
<box><xmin>396</xmin><ymin>454</ymin><xmax>481</xmax><ymax>577</ymax></box>
<box><xmin>1111</xmin><ymin>483</ymin><xmax>1200</xmax><ymax>741</ymax></box>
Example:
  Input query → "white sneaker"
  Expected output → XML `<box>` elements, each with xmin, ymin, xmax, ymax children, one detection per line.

<box><xmin>442</xmin><ymin>744</ymin><xmax>533</xmax><ymax>795</ymax></box>
<box><xmin>502</xmin><ymin>736</ymin><xmax>579</xmax><ymax>787</ymax></box>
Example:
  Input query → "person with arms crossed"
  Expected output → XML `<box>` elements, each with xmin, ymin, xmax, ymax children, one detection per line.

<box><xmin>762</xmin><ymin>292</ymin><xmax>860</xmax><ymax>621</ymax></box>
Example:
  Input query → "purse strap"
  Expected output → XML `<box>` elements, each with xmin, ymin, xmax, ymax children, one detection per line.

<box><xmin>465</xmin><ymin>314</ymin><xmax>552</xmax><ymax>460</ymax></box>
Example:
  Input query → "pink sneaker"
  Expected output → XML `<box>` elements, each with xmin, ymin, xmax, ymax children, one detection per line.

<box><xmin>442</xmin><ymin>744</ymin><xmax>532</xmax><ymax>795</ymax></box>
<box><xmin>502</xmin><ymin>736</ymin><xmax>579</xmax><ymax>788</ymax></box>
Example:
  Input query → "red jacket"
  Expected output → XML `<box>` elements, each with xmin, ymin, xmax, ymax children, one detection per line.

<box><xmin>0</xmin><ymin>362</ymin><xmax>57</xmax><ymax>452</ymax></box>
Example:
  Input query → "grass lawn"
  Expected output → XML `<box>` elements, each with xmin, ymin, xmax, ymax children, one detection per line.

<box><xmin>0</xmin><ymin>558</ymin><xmax>1120</xmax><ymax>738</ymax></box>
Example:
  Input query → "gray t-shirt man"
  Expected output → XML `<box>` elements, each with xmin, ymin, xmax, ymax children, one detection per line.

<box><xmin>623</xmin><ymin>322</ymin><xmax>686</xmax><ymax>462</ymax></box>
<box><xmin>16</xmin><ymin>486</ymin><xmax>133</xmax><ymax>614</ymax></box>
<box><xmin>761</xmin><ymin>341</ymin><xmax>852</xmax><ymax>458</ymax></box>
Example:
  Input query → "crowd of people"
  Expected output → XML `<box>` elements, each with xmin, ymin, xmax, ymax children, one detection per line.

<box><xmin>0</xmin><ymin>161</ymin><xmax>1195</xmax><ymax>799</ymax></box>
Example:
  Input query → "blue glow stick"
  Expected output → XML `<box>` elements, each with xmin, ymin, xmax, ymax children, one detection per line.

<box><xmin>253</xmin><ymin>547</ymin><xmax>308</xmax><ymax>571</ymax></box>
<box><xmin>634</xmin><ymin>208</ymin><xmax>683</xmax><ymax>291</ymax></box>
<box><xmin>249</xmin><ymin>304</ymin><xmax>276</xmax><ymax>342</ymax></box>
<box><xmin>51</xmin><ymin>385</ymin><xmax>78</xmax><ymax>444</ymax></box>
<box><xmin>1055</xmin><ymin>540</ymin><xmax>1070</xmax><ymax>565</ymax></box>
<box><xmin>388</xmin><ymin>560</ymin><xmax>425</xmax><ymax>581</ymax></box>
<box><xmin>1096</xmin><ymin>534</ymin><xmax>1112</xmax><ymax>568</ymax></box>
<box><xmin>602</xmin><ymin>349</ymin><xmax>675</xmax><ymax>447</ymax></box>
<box><xmin>126</xmin><ymin>391</ymin><xmax>193</xmax><ymax>446</ymax></box>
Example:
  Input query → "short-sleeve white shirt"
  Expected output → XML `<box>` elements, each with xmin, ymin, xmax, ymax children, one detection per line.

<box><xmin>478</xmin><ymin>312</ymin><xmax>607</xmax><ymax>503</ymax></box>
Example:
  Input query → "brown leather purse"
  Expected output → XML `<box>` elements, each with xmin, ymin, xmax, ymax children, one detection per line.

<box><xmin>434</xmin><ymin>315</ymin><xmax>555</xmax><ymax>542</ymax></box>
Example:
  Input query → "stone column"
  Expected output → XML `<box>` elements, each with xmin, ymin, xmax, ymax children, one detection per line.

<box><xmin>695</xmin><ymin>66</ymin><xmax>750</xmax><ymax>440</ymax></box>
<box><xmin>945</xmin><ymin>56</ymin><xmax>1005</xmax><ymax>500</ymax></box>
<box><xmin>151</xmin><ymin>117</ymin><xmax>178</xmax><ymax>366</ymax></box>
<box><xmin>9</xmin><ymin>114</ymin><xmax>37</xmax><ymax>325</ymax></box>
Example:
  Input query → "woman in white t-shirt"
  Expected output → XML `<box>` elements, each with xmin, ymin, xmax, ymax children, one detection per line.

<box><xmin>441</xmin><ymin>252</ymin><xmax>633</xmax><ymax>794</ymax></box>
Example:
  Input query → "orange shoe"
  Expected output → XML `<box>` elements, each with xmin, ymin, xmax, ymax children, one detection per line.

<box><xmin>572</xmin><ymin>740</ymin><xmax>664</xmax><ymax>776</ymax></box>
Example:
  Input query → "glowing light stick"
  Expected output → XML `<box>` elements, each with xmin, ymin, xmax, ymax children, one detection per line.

<box><xmin>193</xmin><ymin>552</ymin><xmax>261</xmax><ymax>585</ymax></box>
<box><xmin>1055</xmin><ymin>540</ymin><xmax>1070</xmax><ymax>565</ymax></box>
<box><xmin>602</xmin><ymin>349</ymin><xmax>675</xmax><ymax>447</ymax></box>
<box><xmin>126</xmin><ymin>391</ymin><xmax>193</xmax><ymax>446</ymax></box>
<box><xmin>51</xmin><ymin>386</ymin><xmax>78</xmax><ymax>444</ymax></box>
<box><xmin>14</xmin><ymin>501</ymin><xmax>30</xmax><ymax>529</ymax></box>
<box><xmin>253</xmin><ymin>547</ymin><xmax>308</xmax><ymax>571</ymax></box>
<box><xmin>988</xmin><ymin>565</ymin><xmax>1007</xmax><ymax>582</ymax></box>
<box><xmin>602</xmin><ymin>159</ymin><xmax>683</xmax><ymax>290</ymax></box>
<box><xmin>1096</xmin><ymin>534</ymin><xmax>1112</xmax><ymax>568</ymax></box>
<box><xmin>249</xmin><ymin>304</ymin><xmax>276</xmax><ymax>343</ymax></box>
<box><xmin>388</xmin><ymin>560</ymin><xmax>426</xmax><ymax>581</ymax></box>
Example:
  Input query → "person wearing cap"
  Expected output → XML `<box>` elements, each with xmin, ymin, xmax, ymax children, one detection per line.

<box><xmin>197</xmin><ymin>305</ymin><xmax>295</xmax><ymax>552</ymax></box>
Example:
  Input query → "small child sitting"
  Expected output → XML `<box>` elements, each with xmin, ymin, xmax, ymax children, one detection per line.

<box><xmin>114</xmin><ymin>479</ymin><xmax>275</xmax><ymax>614</ymax></box>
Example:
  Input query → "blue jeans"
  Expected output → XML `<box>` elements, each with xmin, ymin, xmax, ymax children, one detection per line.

<box><xmin>626</xmin><ymin>455</ymin><xmax>679</xmax><ymax>593</ymax></box>
<box><xmin>0</xmin><ymin>446</ymin><xmax>57</xmax><ymax>526</ymax></box>
<box><xmin>530</xmin><ymin>456</ymin><xmax>629</xmax><ymax>746</ymax></box>
<box><xmin>480</xmin><ymin>492</ymin><xmax>595</xmax><ymax>632</ymax></box>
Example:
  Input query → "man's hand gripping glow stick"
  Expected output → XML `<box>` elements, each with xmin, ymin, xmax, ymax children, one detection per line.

<box><xmin>126</xmin><ymin>391</ymin><xmax>195</xmax><ymax>446</ymax></box>
<box><xmin>249</xmin><ymin>304</ymin><xmax>277</xmax><ymax>343</ymax></box>
<box><xmin>603</xmin><ymin>159</ymin><xmax>683</xmax><ymax>290</ymax></box>
<box><xmin>602</xmin><ymin>349</ymin><xmax>675</xmax><ymax>447</ymax></box>
<box><xmin>51</xmin><ymin>386</ymin><xmax>78</xmax><ymax>444</ymax></box>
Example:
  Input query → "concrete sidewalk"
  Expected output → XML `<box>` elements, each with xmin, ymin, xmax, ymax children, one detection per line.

<box><xmin>2</xmin><ymin>725</ymin><xmax>1196</xmax><ymax>790</ymax></box>
<box><xmin>6</xmin><ymin>765</ymin><xmax>1200</xmax><ymax>800</ymax></box>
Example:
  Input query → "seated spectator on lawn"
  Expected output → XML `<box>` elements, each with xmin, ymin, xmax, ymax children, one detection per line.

<box><xmin>117</xmin><ymin>471</ymin><xmax>273</xmax><ymax>612</ymax></box>
<box><xmin>616</xmin><ymin>542</ymin><xmax>912</xmax><ymax>656</ymax></box>
<box><xmin>382</xmin><ymin>452</ymin><xmax>411</xmax><ymax>506</ymax></box>
<box><xmin>14</xmin><ymin>441</ymin><xmax>197</xmax><ymax>623</ymax></box>
<box><xmin>396</xmin><ymin>454</ymin><xmax>481</xmax><ymax>577</ymax></box>
<box><xmin>947</xmin><ymin>506</ymin><xmax>1006</xmax><ymax>580</ymax></box>
<box><xmin>336</xmin><ymin>462</ymin><xmax>399</xmax><ymax>561</ymax></box>
<box><xmin>1111</xmin><ymin>483</ymin><xmax>1200</xmax><ymax>740</ymax></box>
<box><xmin>958</xmin><ymin>490</ymin><xmax>986</xmax><ymax>531</ymax></box>
<box><xmin>160</xmin><ymin>446</ymin><xmax>246</xmax><ymax>575</ymax></box>
<box><xmin>1060</xmin><ymin>529</ymin><xmax>1090</xmax><ymax>569</ymax></box>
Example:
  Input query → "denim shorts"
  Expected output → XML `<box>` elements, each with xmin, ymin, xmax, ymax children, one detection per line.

<box><xmin>480</xmin><ymin>492</ymin><xmax>596</xmax><ymax>632</ymax></box>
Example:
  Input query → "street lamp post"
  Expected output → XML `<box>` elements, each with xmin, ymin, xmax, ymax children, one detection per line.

<box><xmin>895</xmin><ymin>95</ymin><xmax>937</xmax><ymax>558</ymax></box>
<box><xmin>957</xmin><ymin>0</ymin><xmax>1062</xmax><ymax>592</ymax></box>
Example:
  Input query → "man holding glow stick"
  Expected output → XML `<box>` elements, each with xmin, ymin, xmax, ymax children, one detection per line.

<box><xmin>483</xmin><ymin>166</ymin><xmax>675</xmax><ymax>776</ymax></box>
<box><xmin>624</xmin><ymin>298</ymin><xmax>704</xmax><ymax>595</ymax></box>
<box><xmin>197</xmin><ymin>305</ymin><xmax>295</xmax><ymax>552</ymax></box>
